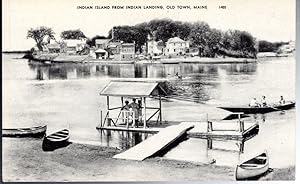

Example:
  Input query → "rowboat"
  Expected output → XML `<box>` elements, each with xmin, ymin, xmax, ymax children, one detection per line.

<box><xmin>2</xmin><ymin>125</ymin><xmax>47</xmax><ymax>138</ymax></box>
<box><xmin>42</xmin><ymin>129</ymin><xmax>70</xmax><ymax>151</ymax></box>
<box><xmin>236</xmin><ymin>151</ymin><xmax>269</xmax><ymax>180</ymax></box>
<box><xmin>219</xmin><ymin>101</ymin><xmax>295</xmax><ymax>114</ymax></box>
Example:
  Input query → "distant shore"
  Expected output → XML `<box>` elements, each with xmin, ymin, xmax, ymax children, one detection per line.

<box><xmin>2</xmin><ymin>138</ymin><xmax>295</xmax><ymax>181</ymax></box>
<box><xmin>2</xmin><ymin>50</ymin><xmax>30</xmax><ymax>54</ymax></box>
<box><xmin>3</xmin><ymin>51</ymin><xmax>294</xmax><ymax>65</ymax></box>
<box><xmin>24</xmin><ymin>53</ymin><xmax>257</xmax><ymax>64</ymax></box>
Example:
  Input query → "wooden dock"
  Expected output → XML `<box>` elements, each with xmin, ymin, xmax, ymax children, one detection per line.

<box><xmin>113</xmin><ymin>123</ymin><xmax>194</xmax><ymax>161</ymax></box>
<box><xmin>97</xmin><ymin>126</ymin><xmax>162</xmax><ymax>134</ymax></box>
<box><xmin>186</xmin><ymin>121</ymin><xmax>259</xmax><ymax>140</ymax></box>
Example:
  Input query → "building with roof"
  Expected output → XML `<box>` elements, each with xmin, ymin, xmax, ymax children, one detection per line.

<box><xmin>95</xmin><ymin>48</ymin><xmax>108</xmax><ymax>59</ymax></box>
<box><xmin>47</xmin><ymin>43</ymin><xmax>61</xmax><ymax>53</ymax></box>
<box><xmin>119</xmin><ymin>43</ymin><xmax>135</xmax><ymax>61</ymax></box>
<box><xmin>165</xmin><ymin>37</ymin><xmax>189</xmax><ymax>56</ymax></box>
<box><xmin>62</xmin><ymin>39</ymin><xmax>86</xmax><ymax>53</ymax></box>
<box><xmin>277</xmin><ymin>40</ymin><xmax>295</xmax><ymax>54</ymax></box>
<box><xmin>95</xmin><ymin>39</ymin><xmax>111</xmax><ymax>49</ymax></box>
<box><xmin>147</xmin><ymin>40</ymin><xmax>164</xmax><ymax>56</ymax></box>
<box><xmin>98</xmin><ymin>80</ymin><xmax>167</xmax><ymax>129</ymax></box>
<box><xmin>107</xmin><ymin>41</ymin><xmax>122</xmax><ymax>55</ymax></box>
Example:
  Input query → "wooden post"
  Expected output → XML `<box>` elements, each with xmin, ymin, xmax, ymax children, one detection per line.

<box><xmin>207</xmin><ymin>138</ymin><xmax>212</xmax><ymax>149</ymax></box>
<box><xmin>159</xmin><ymin>95</ymin><xmax>162</xmax><ymax>124</ymax></box>
<box><xmin>100</xmin><ymin>110</ymin><xmax>103</xmax><ymax>127</ymax></box>
<box><xmin>207</xmin><ymin>121</ymin><xmax>212</xmax><ymax>132</ymax></box>
<box><xmin>239</xmin><ymin>141</ymin><xmax>244</xmax><ymax>153</ymax></box>
<box><xmin>107</xmin><ymin>96</ymin><xmax>110</xmax><ymax>126</ymax></box>
<box><xmin>239</xmin><ymin>121</ymin><xmax>244</xmax><ymax>132</ymax></box>
<box><xmin>143</xmin><ymin>97</ymin><xmax>146</xmax><ymax>129</ymax></box>
<box><xmin>121</xmin><ymin>97</ymin><xmax>124</xmax><ymax>123</ymax></box>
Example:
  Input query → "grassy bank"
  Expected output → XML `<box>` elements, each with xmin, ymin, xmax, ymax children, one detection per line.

<box><xmin>2</xmin><ymin>138</ymin><xmax>234</xmax><ymax>182</ymax></box>
<box><xmin>2</xmin><ymin>138</ymin><xmax>295</xmax><ymax>181</ymax></box>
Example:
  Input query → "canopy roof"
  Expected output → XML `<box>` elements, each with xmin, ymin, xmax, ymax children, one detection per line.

<box><xmin>100</xmin><ymin>81</ymin><xmax>167</xmax><ymax>97</ymax></box>
<box><xmin>95</xmin><ymin>48</ymin><xmax>108</xmax><ymax>53</ymax></box>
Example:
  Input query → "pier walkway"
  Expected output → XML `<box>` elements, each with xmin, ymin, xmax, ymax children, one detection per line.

<box><xmin>113</xmin><ymin>123</ymin><xmax>194</xmax><ymax>161</ymax></box>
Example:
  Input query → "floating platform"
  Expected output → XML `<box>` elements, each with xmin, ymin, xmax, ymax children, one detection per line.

<box><xmin>186</xmin><ymin>121</ymin><xmax>259</xmax><ymax>140</ymax></box>
<box><xmin>113</xmin><ymin>123</ymin><xmax>194</xmax><ymax>161</ymax></box>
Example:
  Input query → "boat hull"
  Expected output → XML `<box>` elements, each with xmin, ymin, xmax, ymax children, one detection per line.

<box><xmin>2</xmin><ymin>125</ymin><xmax>47</xmax><ymax>138</ymax></box>
<box><xmin>219</xmin><ymin>101</ymin><xmax>295</xmax><ymax>114</ymax></box>
<box><xmin>236</xmin><ymin>152</ymin><xmax>269</xmax><ymax>180</ymax></box>
<box><xmin>42</xmin><ymin>129</ymin><xmax>70</xmax><ymax>151</ymax></box>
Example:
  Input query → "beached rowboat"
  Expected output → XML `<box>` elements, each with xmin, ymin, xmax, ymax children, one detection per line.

<box><xmin>42</xmin><ymin>129</ymin><xmax>70</xmax><ymax>151</ymax></box>
<box><xmin>235</xmin><ymin>150</ymin><xmax>269</xmax><ymax>180</ymax></box>
<box><xmin>2</xmin><ymin>125</ymin><xmax>47</xmax><ymax>138</ymax></box>
<box><xmin>218</xmin><ymin>101</ymin><xmax>295</xmax><ymax>114</ymax></box>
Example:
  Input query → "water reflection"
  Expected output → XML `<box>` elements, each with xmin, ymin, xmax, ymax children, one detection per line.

<box><xmin>28</xmin><ymin>61</ymin><xmax>257</xmax><ymax>80</ymax></box>
<box><xmin>98</xmin><ymin>130</ymin><xmax>152</xmax><ymax>150</ymax></box>
<box><xmin>28</xmin><ymin>61</ymin><xmax>257</xmax><ymax>102</ymax></box>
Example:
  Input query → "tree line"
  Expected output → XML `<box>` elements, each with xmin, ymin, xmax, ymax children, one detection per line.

<box><xmin>27</xmin><ymin>19</ymin><xmax>261</xmax><ymax>58</ymax></box>
<box><xmin>258</xmin><ymin>40</ymin><xmax>288</xmax><ymax>53</ymax></box>
<box><xmin>105</xmin><ymin>19</ymin><xmax>257</xmax><ymax>58</ymax></box>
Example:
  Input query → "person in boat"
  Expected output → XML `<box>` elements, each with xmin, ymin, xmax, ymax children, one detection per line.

<box><xmin>261</xmin><ymin>96</ymin><xmax>267</xmax><ymax>107</ymax></box>
<box><xmin>129</xmin><ymin>98</ymin><xmax>139</xmax><ymax>127</ymax></box>
<box><xmin>279</xmin><ymin>96</ymin><xmax>285</xmax><ymax>104</ymax></box>
<box><xmin>250</xmin><ymin>97</ymin><xmax>260</xmax><ymax>107</ymax></box>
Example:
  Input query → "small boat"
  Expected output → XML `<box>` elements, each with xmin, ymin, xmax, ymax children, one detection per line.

<box><xmin>219</xmin><ymin>101</ymin><xmax>295</xmax><ymax>114</ymax></box>
<box><xmin>2</xmin><ymin>125</ymin><xmax>47</xmax><ymax>138</ymax></box>
<box><xmin>42</xmin><ymin>129</ymin><xmax>70</xmax><ymax>151</ymax></box>
<box><xmin>236</xmin><ymin>151</ymin><xmax>269</xmax><ymax>180</ymax></box>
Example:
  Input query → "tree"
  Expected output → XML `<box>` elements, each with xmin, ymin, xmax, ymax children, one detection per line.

<box><xmin>27</xmin><ymin>26</ymin><xmax>55</xmax><ymax>51</ymax></box>
<box><xmin>60</xmin><ymin>29</ymin><xmax>86</xmax><ymax>40</ymax></box>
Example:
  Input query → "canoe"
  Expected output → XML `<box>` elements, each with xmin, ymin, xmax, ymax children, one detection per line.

<box><xmin>236</xmin><ymin>151</ymin><xmax>269</xmax><ymax>180</ymax></box>
<box><xmin>219</xmin><ymin>101</ymin><xmax>295</xmax><ymax>114</ymax></box>
<box><xmin>2</xmin><ymin>125</ymin><xmax>47</xmax><ymax>138</ymax></box>
<box><xmin>42</xmin><ymin>129</ymin><xmax>70</xmax><ymax>151</ymax></box>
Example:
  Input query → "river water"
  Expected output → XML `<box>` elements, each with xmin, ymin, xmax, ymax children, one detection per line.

<box><xmin>2</xmin><ymin>54</ymin><xmax>295</xmax><ymax>168</ymax></box>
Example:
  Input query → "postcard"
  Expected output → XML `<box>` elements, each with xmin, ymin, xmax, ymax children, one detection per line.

<box><xmin>2</xmin><ymin>0</ymin><xmax>296</xmax><ymax>182</ymax></box>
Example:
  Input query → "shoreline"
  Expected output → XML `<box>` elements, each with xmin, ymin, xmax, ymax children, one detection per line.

<box><xmin>5</xmin><ymin>52</ymin><xmax>294</xmax><ymax>65</ymax></box>
<box><xmin>28</xmin><ymin>54</ymin><xmax>257</xmax><ymax>65</ymax></box>
<box><xmin>2</xmin><ymin>138</ymin><xmax>295</xmax><ymax>181</ymax></box>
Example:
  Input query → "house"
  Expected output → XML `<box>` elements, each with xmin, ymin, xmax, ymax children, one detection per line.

<box><xmin>147</xmin><ymin>40</ymin><xmax>164</xmax><ymax>56</ymax></box>
<box><xmin>95</xmin><ymin>39</ymin><xmax>111</xmax><ymax>49</ymax></box>
<box><xmin>107</xmin><ymin>41</ymin><xmax>122</xmax><ymax>55</ymax></box>
<box><xmin>94</xmin><ymin>48</ymin><xmax>108</xmax><ymax>59</ymax></box>
<box><xmin>277</xmin><ymin>40</ymin><xmax>295</xmax><ymax>54</ymax></box>
<box><xmin>165</xmin><ymin>37</ymin><xmax>189</xmax><ymax>56</ymax></box>
<box><xmin>119</xmin><ymin>43</ymin><xmax>135</xmax><ymax>61</ymax></box>
<box><xmin>62</xmin><ymin>39</ymin><xmax>86</xmax><ymax>53</ymax></box>
<box><xmin>47</xmin><ymin>43</ymin><xmax>61</xmax><ymax>53</ymax></box>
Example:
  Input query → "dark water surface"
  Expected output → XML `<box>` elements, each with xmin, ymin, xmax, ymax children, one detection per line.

<box><xmin>2</xmin><ymin>54</ymin><xmax>295</xmax><ymax>168</ymax></box>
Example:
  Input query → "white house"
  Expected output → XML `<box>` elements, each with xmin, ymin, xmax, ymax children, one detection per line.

<box><xmin>165</xmin><ymin>37</ymin><xmax>189</xmax><ymax>56</ymax></box>
<box><xmin>62</xmin><ymin>39</ymin><xmax>86</xmax><ymax>53</ymax></box>
<box><xmin>147</xmin><ymin>40</ymin><xmax>164</xmax><ymax>56</ymax></box>
<box><xmin>278</xmin><ymin>40</ymin><xmax>295</xmax><ymax>54</ymax></box>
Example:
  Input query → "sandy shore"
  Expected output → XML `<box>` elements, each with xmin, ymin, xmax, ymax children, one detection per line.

<box><xmin>2</xmin><ymin>138</ymin><xmax>294</xmax><ymax>181</ymax></box>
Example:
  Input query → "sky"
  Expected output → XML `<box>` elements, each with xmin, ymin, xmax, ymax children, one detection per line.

<box><xmin>2</xmin><ymin>0</ymin><xmax>296</xmax><ymax>51</ymax></box>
